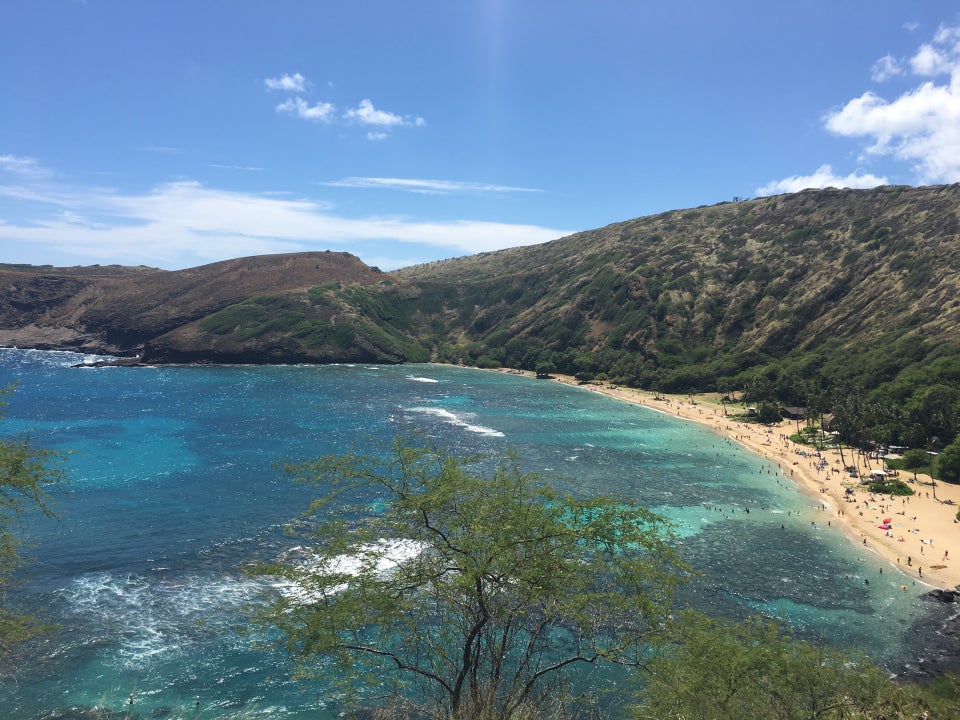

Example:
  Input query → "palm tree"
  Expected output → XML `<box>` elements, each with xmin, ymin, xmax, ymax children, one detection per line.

<box><xmin>927</xmin><ymin>437</ymin><xmax>939</xmax><ymax>501</ymax></box>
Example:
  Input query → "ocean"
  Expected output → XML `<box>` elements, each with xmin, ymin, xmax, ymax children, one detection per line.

<box><xmin>0</xmin><ymin>348</ymin><xmax>946</xmax><ymax>718</ymax></box>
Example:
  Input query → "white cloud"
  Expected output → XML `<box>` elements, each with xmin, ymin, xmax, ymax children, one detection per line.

<box><xmin>871</xmin><ymin>54</ymin><xmax>903</xmax><ymax>82</ymax></box>
<box><xmin>0</xmin><ymin>175</ymin><xmax>569</xmax><ymax>269</ymax></box>
<box><xmin>934</xmin><ymin>24</ymin><xmax>960</xmax><ymax>47</ymax></box>
<box><xmin>264</xmin><ymin>72</ymin><xmax>307</xmax><ymax>92</ymax></box>
<box><xmin>276</xmin><ymin>97</ymin><xmax>335</xmax><ymax>122</ymax></box>
<box><xmin>271</xmin><ymin>93</ymin><xmax>423</xmax><ymax>140</ymax></box>
<box><xmin>755</xmin><ymin>164</ymin><xmax>888</xmax><ymax>197</ymax></box>
<box><xmin>0</xmin><ymin>154</ymin><xmax>52</xmax><ymax>179</ymax></box>
<box><xmin>344</xmin><ymin>99</ymin><xmax>403</xmax><ymax>127</ymax></box>
<box><xmin>824</xmin><ymin>23</ymin><xmax>960</xmax><ymax>183</ymax></box>
<box><xmin>343</xmin><ymin>99</ymin><xmax>425</xmax><ymax>129</ymax></box>
<box><xmin>910</xmin><ymin>43</ymin><xmax>951</xmax><ymax>75</ymax></box>
<box><xmin>326</xmin><ymin>177</ymin><xmax>543</xmax><ymax>195</ymax></box>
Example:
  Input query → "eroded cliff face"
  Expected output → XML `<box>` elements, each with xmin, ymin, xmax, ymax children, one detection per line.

<box><xmin>0</xmin><ymin>273</ymin><xmax>91</xmax><ymax>324</ymax></box>
<box><xmin>0</xmin><ymin>271</ymin><xmax>121</xmax><ymax>352</ymax></box>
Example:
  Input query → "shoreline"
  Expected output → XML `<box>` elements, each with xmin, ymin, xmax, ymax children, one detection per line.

<box><xmin>62</xmin><ymin>353</ymin><xmax>960</xmax><ymax>592</ymax></box>
<box><xmin>493</xmin><ymin>368</ymin><xmax>960</xmax><ymax>592</ymax></box>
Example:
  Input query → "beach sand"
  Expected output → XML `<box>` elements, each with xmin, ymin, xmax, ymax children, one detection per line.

<box><xmin>505</xmin><ymin>371</ymin><xmax>960</xmax><ymax>592</ymax></box>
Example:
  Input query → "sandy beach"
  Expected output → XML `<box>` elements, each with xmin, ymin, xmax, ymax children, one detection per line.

<box><xmin>502</xmin><ymin>370</ymin><xmax>960</xmax><ymax>592</ymax></box>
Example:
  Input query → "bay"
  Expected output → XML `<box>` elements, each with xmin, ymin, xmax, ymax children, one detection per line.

<box><xmin>0</xmin><ymin>349</ymin><xmax>943</xmax><ymax>718</ymax></box>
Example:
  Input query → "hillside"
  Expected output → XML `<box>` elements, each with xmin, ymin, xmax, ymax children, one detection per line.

<box><xmin>0</xmin><ymin>251</ymin><xmax>387</xmax><ymax>359</ymax></box>
<box><xmin>393</xmin><ymin>184</ymin><xmax>960</xmax><ymax>380</ymax></box>
<box><xmin>1</xmin><ymin>185</ymin><xmax>959</xmax><ymax>395</ymax></box>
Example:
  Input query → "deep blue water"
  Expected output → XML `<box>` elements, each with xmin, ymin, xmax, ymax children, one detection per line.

<box><xmin>0</xmin><ymin>349</ymin><xmax>943</xmax><ymax>718</ymax></box>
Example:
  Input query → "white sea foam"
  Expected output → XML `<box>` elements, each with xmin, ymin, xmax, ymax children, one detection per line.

<box><xmin>0</xmin><ymin>347</ymin><xmax>121</xmax><ymax>369</ymax></box>
<box><xmin>406</xmin><ymin>375</ymin><xmax>439</xmax><ymax>383</ymax></box>
<box><xmin>59</xmin><ymin>571</ymin><xmax>264</xmax><ymax>666</ymax></box>
<box><xmin>276</xmin><ymin>539</ymin><xmax>425</xmax><ymax>603</ymax></box>
<box><xmin>405</xmin><ymin>406</ymin><xmax>505</xmax><ymax>437</ymax></box>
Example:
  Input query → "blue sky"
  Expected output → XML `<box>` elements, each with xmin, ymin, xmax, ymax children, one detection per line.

<box><xmin>2</xmin><ymin>1</ymin><xmax>959</xmax><ymax>271</ymax></box>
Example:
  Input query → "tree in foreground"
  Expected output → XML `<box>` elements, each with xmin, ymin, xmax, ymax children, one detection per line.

<box><xmin>252</xmin><ymin>438</ymin><xmax>686</xmax><ymax>719</ymax></box>
<box><xmin>634</xmin><ymin>613</ymin><xmax>932</xmax><ymax>720</ymax></box>
<box><xmin>0</xmin><ymin>385</ymin><xmax>66</xmax><ymax>667</ymax></box>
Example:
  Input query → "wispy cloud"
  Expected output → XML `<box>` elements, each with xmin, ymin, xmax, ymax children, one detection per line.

<box><xmin>0</xmin><ymin>170</ymin><xmax>568</xmax><ymax>269</ymax></box>
<box><xmin>0</xmin><ymin>154</ymin><xmax>53</xmax><ymax>179</ymax></box>
<box><xmin>140</xmin><ymin>145</ymin><xmax>186</xmax><ymax>155</ymax></box>
<box><xmin>264</xmin><ymin>72</ymin><xmax>307</xmax><ymax>92</ymax></box>
<box><xmin>824</xmin><ymin>23</ymin><xmax>960</xmax><ymax>184</ymax></box>
<box><xmin>756</xmin><ymin>164</ymin><xmax>887</xmax><ymax>196</ymax></box>
<box><xmin>209</xmin><ymin>163</ymin><xmax>264</xmax><ymax>172</ymax></box>
<box><xmin>326</xmin><ymin>177</ymin><xmax>544</xmax><ymax>195</ymax></box>
<box><xmin>870</xmin><ymin>54</ymin><xmax>903</xmax><ymax>82</ymax></box>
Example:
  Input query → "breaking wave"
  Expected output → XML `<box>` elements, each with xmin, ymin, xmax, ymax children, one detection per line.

<box><xmin>275</xmin><ymin>539</ymin><xmax>426</xmax><ymax>603</ymax></box>
<box><xmin>402</xmin><ymin>406</ymin><xmax>505</xmax><ymax>437</ymax></box>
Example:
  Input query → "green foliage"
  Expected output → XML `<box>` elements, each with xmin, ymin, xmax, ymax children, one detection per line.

<box><xmin>0</xmin><ymin>386</ymin><xmax>67</xmax><ymax>666</ymax></box>
<box><xmin>901</xmin><ymin>449</ymin><xmax>930</xmax><ymax>481</ymax></box>
<box><xmin>937</xmin><ymin>437</ymin><xmax>960</xmax><ymax>485</ymax></box>
<box><xmin>635</xmin><ymin>613</ymin><xmax>932</xmax><ymax>720</ymax></box>
<box><xmin>196</xmin><ymin>286</ymin><xmax>431</xmax><ymax>363</ymax></box>
<box><xmin>476</xmin><ymin>355</ymin><xmax>502</xmax><ymax>369</ymax></box>
<box><xmin>535</xmin><ymin>360</ymin><xmax>556</xmax><ymax>377</ymax></box>
<box><xmin>781</xmin><ymin>225</ymin><xmax>823</xmax><ymax>247</ymax></box>
<box><xmin>307</xmin><ymin>283</ymin><xmax>341</xmax><ymax>305</ymax></box>
<box><xmin>911</xmin><ymin>672</ymin><xmax>960</xmax><ymax>716</ymax></box>
<box><xmin>251</xmin><ymin>439</ymin><xmax>685</xmax><ymax>719</ymax></box>
<box><xmin>755</xmin><ymin>400</ymin><xmax>783</xmax><ymax>424</ymax></box>
<box><xmin>865</xmin><ymin>478</ymin><xmax>914</xmax><ymax>496</ymax></box>
<box><xmin>200</xmin><ymin>296</ymin><xmax>307</xmax><ymax>340</ymax></box>
<box><xmin>894</xmin><ymin>255</ymin><xmax>935</xmax><ymax>290</ymax></box>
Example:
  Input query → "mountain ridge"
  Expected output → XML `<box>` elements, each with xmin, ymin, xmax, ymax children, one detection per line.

<box><xmin>1</xmin><ymin>184</ymin><xmax>958</xmax><ymax>389</ymax></box>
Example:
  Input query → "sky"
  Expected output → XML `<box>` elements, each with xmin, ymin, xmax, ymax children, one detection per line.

<box><xmin>2</xmin><ymin>1</ymin><xmax>960</xmax><ymax>271</ymax></box>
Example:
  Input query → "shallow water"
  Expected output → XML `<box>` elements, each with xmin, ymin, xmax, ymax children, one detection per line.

<box><xmin>0</xmin><ymin>349</ymin><xmax>945</xmax><ymax>718</ymax></box>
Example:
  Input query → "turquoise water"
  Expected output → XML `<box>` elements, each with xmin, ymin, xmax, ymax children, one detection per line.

<box><xmin>0</xmin><ymin>349</ymin><xmax>942</xmax><ymax>718</ymax></box>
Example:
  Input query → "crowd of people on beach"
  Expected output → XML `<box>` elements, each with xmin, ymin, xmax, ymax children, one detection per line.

<box><xmin>663</xmin><ymin>394</ymin><xmax>957</xmax><ymax>589</ymax></box>
<box><xmin>541</xmin><ymin>372</ymin><xmax>959</xmax><ymax>592</ymax></box>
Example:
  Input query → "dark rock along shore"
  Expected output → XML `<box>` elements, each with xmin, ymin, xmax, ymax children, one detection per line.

<box><xmin>898</xmin><ymin>587</ymin><xmax>960</xmax><ymax>678</ymax></box>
